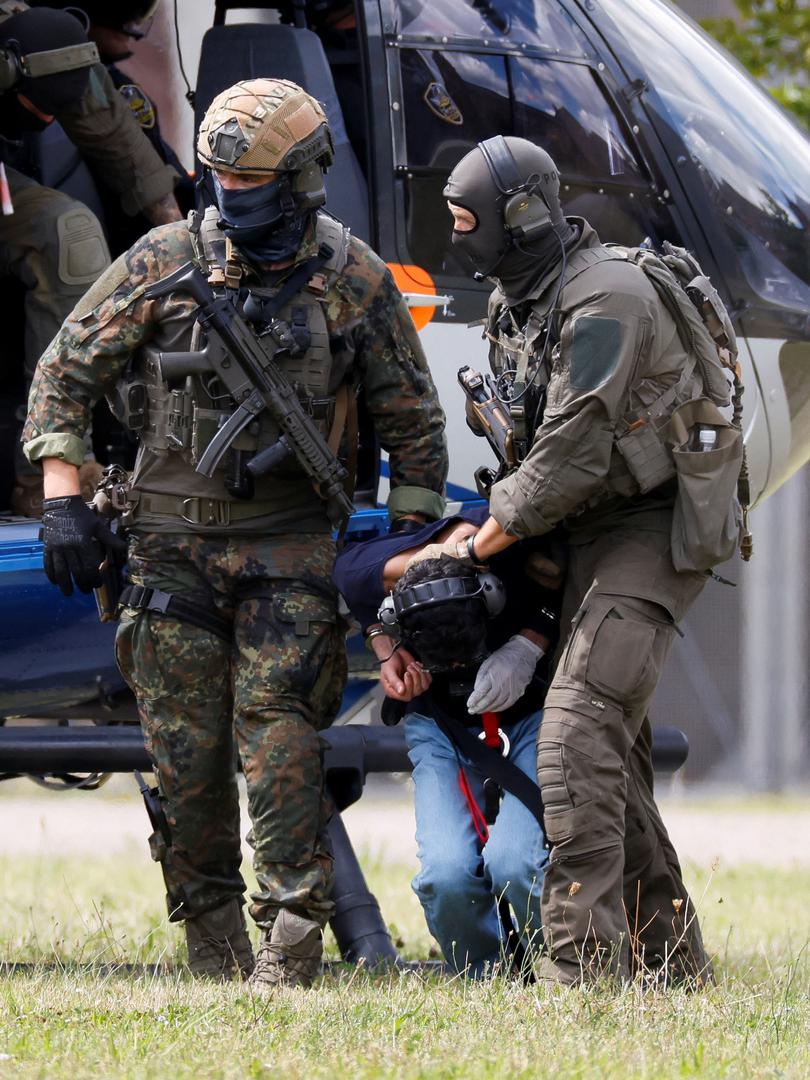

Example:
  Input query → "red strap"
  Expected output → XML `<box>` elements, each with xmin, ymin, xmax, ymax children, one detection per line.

<box><xmin>458</xmin><ymin>766</ymin><xmax>489</xmax><ymax>844</ymax></box>
<box><xmin>482</xmin><ymin>711</ymin><xmax>501</xmax><ymax>749</ymax></box>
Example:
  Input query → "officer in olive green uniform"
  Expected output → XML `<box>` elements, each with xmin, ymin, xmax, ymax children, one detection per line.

<box><xmin>0</xmin><ymin>2</ymin><xmax>180</xmax><ymax>513</ymax></box>
<box><xmin>25</xmin><ymin>79</ymin><xmax>448</xmax><ymax>988</ymax></box>
<box><xmin>428</xmin><ymin>136</ymin><xmax>715</xmax><ymax>986</ymax></box>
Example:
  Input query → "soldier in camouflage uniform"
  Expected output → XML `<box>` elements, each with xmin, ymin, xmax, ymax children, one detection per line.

<box><xmin>24</xmin><ymin>78</ymin><xmax>448</xmax><ymax>988</ymax></box>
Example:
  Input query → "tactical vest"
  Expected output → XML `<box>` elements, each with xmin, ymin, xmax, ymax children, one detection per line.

<box><xmin>120</xmin><ymin>209</ymin><xmax>351</xmax><ymax>492</ymax></box>
<box><xmin>489</xmin><ymin>241</ymin><xmax>737</xmax><ymax>477</ymax></box>
<box><xmin>489</xmin><ymin>240</ymin><xmax>749</xmax><ymax>566</ymax></box>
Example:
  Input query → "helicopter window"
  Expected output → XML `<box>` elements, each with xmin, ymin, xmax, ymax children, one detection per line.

<box><xmin>511</xmin><ymin>57</ymin><xmax>643</xmax><ymax>185</ymax></box>
<box><xmin>389</xmin><ymin>0</ymin><xmax>589</xmax><ymax>57</ymax></box>
<box><xmin>599</xmin><ymin>0</ymin><xmax>810</xmax><ymax>302</ymax></box>
<box><xmin>399</xmin><ymin>49</ymin><xmax>511</xmax><ymax>170</ymax></box>
<box><xmin>398</xmin><ymin>47</ymin><xmax>681</xmax><ymax>275</ymax></box>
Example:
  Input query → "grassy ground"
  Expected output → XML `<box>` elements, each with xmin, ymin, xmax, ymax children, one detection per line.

<box><xmin>0</xmin><ymin>843</ymin><xmax>808</xmax><ymax>1079</ymax></box>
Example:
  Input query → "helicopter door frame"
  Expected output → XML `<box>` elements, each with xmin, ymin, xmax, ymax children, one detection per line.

<box><xmin>358</xmin><ymin>0</ymin><xmax>398</xmax><ymax>260</ymax></box>
<box><xmin>565</xmin><ymin>1</ymin><xmax>735</xmax><ymax>305</ymax></box>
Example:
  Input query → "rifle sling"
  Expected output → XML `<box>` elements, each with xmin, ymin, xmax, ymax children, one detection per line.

<box><xmin>252</xmin><ymin>243</ymin><xmax>334</xmax><ymax>322</ymax></box>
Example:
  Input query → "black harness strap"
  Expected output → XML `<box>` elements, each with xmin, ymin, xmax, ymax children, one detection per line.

<box><xmin>119</xmin><ymin>584</ymin><xmax>232</xmax><ymax>643</ymax></box>
<box><xmin>421</xmin><ymin>696</ymin><xmax>546</xmax><ymax>836</ymax></box>
<box><xmin>247</xmin><ymin>244</ymin><xmax>334</xmax><ymax>324</ymax></box>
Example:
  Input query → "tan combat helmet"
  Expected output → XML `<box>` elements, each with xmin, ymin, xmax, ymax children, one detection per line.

<box><xmin>197</xmin><ymin>78</ymin><xmax>334</xmax><ymax>209</ymax></box>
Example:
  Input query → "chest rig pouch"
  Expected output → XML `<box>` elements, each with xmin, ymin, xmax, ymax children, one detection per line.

<box><xmin>487</xmin><ymin>293</ymin><xmax>560</xmax><ymax>465</ymax></box>
<box><xmin>128</xmin><ymin>209</ymin><xmax>351</xmax><ymax>494</ymax></box>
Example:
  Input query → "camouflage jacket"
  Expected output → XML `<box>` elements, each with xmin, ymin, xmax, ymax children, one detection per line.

<box><xmin>24</xmin><ymin>217</ymin><xmax>448</xmax><ymax>533</ymax></box>
<box><xmin>488</xmin><ymin>221</ymin><xmax>696</xmax><ymax>541</ymax></box>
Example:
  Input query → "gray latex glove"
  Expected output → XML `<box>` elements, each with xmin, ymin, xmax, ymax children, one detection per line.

<box><xmin>466</xmin><ymin>634</ymin><xmax>544</xmax><ymax>714</ymax></box>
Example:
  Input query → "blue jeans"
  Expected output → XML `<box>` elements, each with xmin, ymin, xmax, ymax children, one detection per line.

<box><xmin>404</xmin><ymin>709</ymin><xmax>548</xmax><ymax>976</ymax></box>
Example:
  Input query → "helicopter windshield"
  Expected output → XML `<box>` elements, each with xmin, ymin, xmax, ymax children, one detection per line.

<box><xmin>599</xmin><ymin>0</ymin><xmax>810</xmax><ymax>319</ymax></box>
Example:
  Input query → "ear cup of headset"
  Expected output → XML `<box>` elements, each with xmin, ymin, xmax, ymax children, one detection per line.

<box><xmin>503</xmin><ymin>190</ymin><xmax>553</xmax><ymax>241</ymax></box>
<box><xmin>378</xmin><ymin>595</ymin><xmax>399</xmax><ymax>632</ymax></box>
<box><xmin>478</xmin><ymin>572</ymin><xmax>506</xmax><ymax>617</ymax></box>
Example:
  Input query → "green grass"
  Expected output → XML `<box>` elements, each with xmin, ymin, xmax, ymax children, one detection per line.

<box><xmin>0</xmin><ymin>843</ymin><xmax>809</xmax><ymax>1077</ymax></box>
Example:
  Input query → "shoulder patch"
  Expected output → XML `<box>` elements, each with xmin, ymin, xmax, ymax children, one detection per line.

<box><xmin>73</xmin><ymin>253</ymin><xmax>132</xmax><ymax>321</ymax></box>
<box><xmin>569</xmin><ymin>315</ymin><xmax>623</xmax><ymax>390</ymax></box>
<box><xmin>118</xmin><ymin>83</ymin><xmax>156</xmax><ymax>129</ymax></box>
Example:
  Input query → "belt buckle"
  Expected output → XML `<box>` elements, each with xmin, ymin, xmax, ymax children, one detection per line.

<box><xmin>181</xmin><ymin>498</ymin><xmax>230</xmax><ymax>526</ymax></box>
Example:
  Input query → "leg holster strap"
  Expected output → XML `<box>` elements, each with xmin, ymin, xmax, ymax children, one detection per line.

<box><xmin>120</xmin><ymin>583</ymin><xmax>232</xmax><ymax>643</ymax></box>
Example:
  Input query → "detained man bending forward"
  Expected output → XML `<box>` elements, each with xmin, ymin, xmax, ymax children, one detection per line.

<box><xmin>334</xmin><ymin>510</ymin><xmax>562</xmax><ymax>975</ymax></box>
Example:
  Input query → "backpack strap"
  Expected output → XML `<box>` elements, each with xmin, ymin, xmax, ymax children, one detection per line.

<box><xmin>628</xmin><ymin>249</ymin><xmax>731</xmax><ymax>407</ymax></box>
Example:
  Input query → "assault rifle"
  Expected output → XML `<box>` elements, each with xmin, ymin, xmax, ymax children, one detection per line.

<box><xmin>143</xmin><ymin>262</ymin><xmax>354</xmax><ymax>528</ymax></box>
<box><xmin>457</xmin><ymin>365</ymin><xmax>516</xmax><ymax>498</ymax></box>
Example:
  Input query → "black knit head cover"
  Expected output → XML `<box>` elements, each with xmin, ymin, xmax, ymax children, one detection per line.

<box><xmin>0</xmin><ymin>7</ymin><xmax>90</xmax><ymax>114</ymax></box>
<box><xmin>444</xmin><ymin>136</ymin><xmax>576</xmax><ymax>300</ymax></box>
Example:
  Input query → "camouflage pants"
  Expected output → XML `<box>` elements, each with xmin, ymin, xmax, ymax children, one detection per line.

<box><xmin>115</xmin><ymin>531</ymin><xmax>347</xmax><ymax>928</ymax></box>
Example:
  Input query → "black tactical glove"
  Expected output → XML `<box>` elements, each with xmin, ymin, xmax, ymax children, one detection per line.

<box><xmin>40</xmin><ymin>495</ymin><xmax>128</xmax><ymax>597</ymax></box>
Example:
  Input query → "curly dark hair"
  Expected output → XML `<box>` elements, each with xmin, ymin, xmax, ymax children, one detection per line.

<box><xmin>394</xmin><ymin>556</ymin><xmax>489</xmax><ymax>671</ymax></box>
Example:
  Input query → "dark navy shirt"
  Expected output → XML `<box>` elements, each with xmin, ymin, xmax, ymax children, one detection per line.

<box><xmin>333</xmin><ymin>511</ymin><xmax>561</xmax><ymax>723</ymax></box>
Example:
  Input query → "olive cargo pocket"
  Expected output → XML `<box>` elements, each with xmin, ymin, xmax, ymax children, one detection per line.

<box><xmin>560</xmin><ymin>599</ymin><xmax>658</xmax><ymax>702</ymax></box>
<box><xmin>586</xmin><ymin>610</ymin><xmax>657</xmax><ymax>701</ymax></box>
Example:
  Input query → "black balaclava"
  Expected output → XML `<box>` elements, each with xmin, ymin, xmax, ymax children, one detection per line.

<box><xmin>212</xmin><ymin>172</ymin><xmax>309</xmax><ymax>265</ymax></box>
<box><xmin>0</xmin><ymin>8</ymin><xmax>91</xmax><ymax>116</ymax></box>
<box><xmin>444</xmin><ymin>136</ymin><xmax>577</xmax><ymax>301</ymax></box>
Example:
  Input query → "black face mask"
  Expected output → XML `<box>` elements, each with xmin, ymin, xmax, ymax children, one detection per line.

<box><xmin>445</xmin><ymin>138</ymin><xmax>576</xmax><ymax>302</ymax></box>
<box><xmin>212</xmin><ymin>173</ymin><xmax>308</xmax><ymax>264</ymax></box>
<box><xmin>0</xmin><ymin>93</ymin><xmax>52</xmax><ymax>137</ymax></box>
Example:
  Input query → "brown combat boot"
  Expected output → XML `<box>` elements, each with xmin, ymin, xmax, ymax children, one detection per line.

<box><xmin>249</xmin><ymin>910</ymin><xmax>323</xmax><ymax>991</ymax></box>
<box><xmin>185</xmin><ymin>899</ymin><xmax>255</xmax><ymax>981</ymax></box>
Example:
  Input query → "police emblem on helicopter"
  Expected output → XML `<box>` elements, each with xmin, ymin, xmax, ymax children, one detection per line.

<box><xmin>423</xmin><ymin>81</ymin><xmax>463</xmax><ymax>125</ymax></box>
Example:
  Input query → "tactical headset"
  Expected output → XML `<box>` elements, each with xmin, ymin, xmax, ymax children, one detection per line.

<box><xmin>377</xmin><ymin>571</ymin><xmax>506</xmax><ymax>641</ymax></box>
<box><xmin>478</xmin><ymin>134</ymin><xmax>555</xmax><ymax>242</ymax></box>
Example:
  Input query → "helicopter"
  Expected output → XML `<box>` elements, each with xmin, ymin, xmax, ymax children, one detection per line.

<box><xmin>0</xmin><ymin>0</ymin><xmax>807</xmax><ymax>960</ymax></box>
